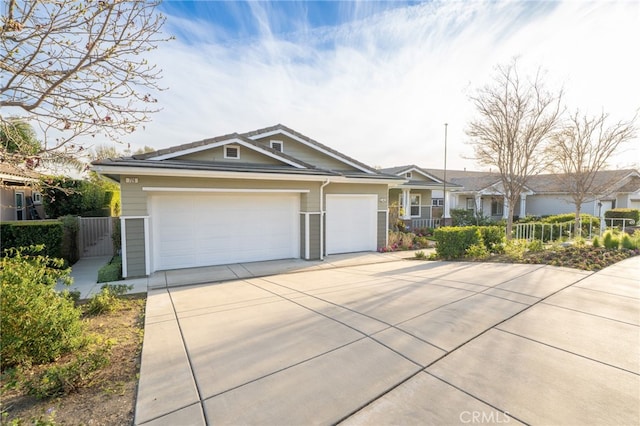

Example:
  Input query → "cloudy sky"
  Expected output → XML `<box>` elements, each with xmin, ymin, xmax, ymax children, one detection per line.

<box><xmin>124</xmin><ymin>0</ymin><xmax>639</xmax><ymax>171</ymax></box>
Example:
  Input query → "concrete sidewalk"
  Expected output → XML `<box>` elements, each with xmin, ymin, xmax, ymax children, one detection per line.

<box><xmin>57</xmin><ymin>249</ymin><xmax>427</xmax><ymax>298</ymax></box>
<box><xmin>134</xmin><ymin>255</ymin><xmax>640</xmax><ymax>425</ymax></box>
<box><xmin>57</xmin><ymin>255</ymin><xmax>147</xmax><ymax>299</ymax></box>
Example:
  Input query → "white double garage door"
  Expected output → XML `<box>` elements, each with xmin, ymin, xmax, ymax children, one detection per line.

<box><xmin>149</xmin><ymin>192</ymin><xmax>378</xmax><ymax>271</ymax></box>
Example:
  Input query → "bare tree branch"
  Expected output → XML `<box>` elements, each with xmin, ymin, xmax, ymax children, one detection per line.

<box><xmin>1</xmin><ymin>0</ymin><xmax>171</xmax><ymax>168</ymax></box>
<box><xmin>466</xmin><ymin>58</ymin><xmax>563</xmax><ymax>238</ymax></box>
<box><xmin>546</xmin><ymin>110</ymin><xmax>638</xmax><ymax>235</ymax></box>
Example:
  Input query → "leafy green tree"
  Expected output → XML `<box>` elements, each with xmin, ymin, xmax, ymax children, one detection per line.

<box><xmin>41</xmin><ymin>176</ymin><xmax>112</xmax><ymax>218</ymax></box>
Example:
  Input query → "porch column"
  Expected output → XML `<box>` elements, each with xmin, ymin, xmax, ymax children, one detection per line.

<box><xmin>443</xmin><ymin>190</ymin><xmax>451</xmax><ymax>219</ymax></box>
<box><xmin>401</xmin><ymin>188</ymin><xmax>411</xmax><ymax>219</ymax></box>
<box><xmin>520</xmin><ymin>194</ymin><xmax>527</xmax><ymax>218</ymax></box>
<box><xmin>475</xmin><ymin>194</ymin><xmax>482</xmax><ymax>216</ymax></box>
<box><xmin>503</xmin><ymin>196</ymin><xmax>509</xmax><ymax>219</ymax></box>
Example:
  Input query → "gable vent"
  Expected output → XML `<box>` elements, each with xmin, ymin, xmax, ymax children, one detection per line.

<box><xmin>270</xmin><ymin>140</ymin><xmax>284</xmax><ymax>152</ymax></box>
<box><xmin>224</xmin><ymin>145</ymin><xmax>240</xmax><ymax>159</ymax></box>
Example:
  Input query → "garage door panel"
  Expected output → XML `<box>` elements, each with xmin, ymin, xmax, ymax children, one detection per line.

<box><xmin>151</xmin><ymin>193</ymin><xmax>299</xmax><ymax>271</ymax></box>
<box><xmin>326</xmin><ymin>195</ymin><xmax>377</xmax><ymax>255</ymax></box>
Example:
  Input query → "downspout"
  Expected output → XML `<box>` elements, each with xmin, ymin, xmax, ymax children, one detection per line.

<box><xmin>319</xmin><ymin>179</ymin><xmax>331</xmax><ymax>260</ymax></box>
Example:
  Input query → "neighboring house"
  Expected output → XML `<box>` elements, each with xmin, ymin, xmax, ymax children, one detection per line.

<box><xmin>424</xmin><ymin>168</ymin><xmax>640</xmax><ymax>220</ymax></box>
<box><xmin>381</xmin><ymin>165</ymin><xmax>460</xmax><ymax>229</ymax></box>
<box><xmin>0</xmin><ymin>163</ymin><xmax>44</xmax><ymax>221</ymax></box>
<box><xmin>92</xmin><ymin>124</ymin><xmax>403</xmax><ymax>277</ymax></box>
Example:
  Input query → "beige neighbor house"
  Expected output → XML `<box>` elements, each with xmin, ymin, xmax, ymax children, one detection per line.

<box><xmin>92</xmin><ymin>124</ymin><xmax>404</xmax><ymax>278</ymax></box>
<box><xmin>0</xmin><ymin>163</ymin><xmax>45</xmax><ymax>221</ymax></box>
<box><xmin>423</xmin><ymin>168</ymin><xmax>640</xmax><ymax>220</ymax></box>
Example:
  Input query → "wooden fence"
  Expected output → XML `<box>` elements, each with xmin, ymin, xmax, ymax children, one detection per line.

<box><xmin>78</xmin><ymin>217</ymin><xmax>114</xmax><ymax>257</ymax></box>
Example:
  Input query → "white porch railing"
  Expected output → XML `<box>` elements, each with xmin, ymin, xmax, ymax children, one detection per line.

<box><xmin>512</xmin><ymin>220</ymin><xmax>598</xmax><ymax>242</ymax></box>
<box><xmin>603</xmin><ymin>217</ymin><xmax>636</xmax><ymax>231</ymax></box>
<box><xmin>411</xmin><ymin>218</ymin><xmax>441</xmax><ymax>229</ymax></box>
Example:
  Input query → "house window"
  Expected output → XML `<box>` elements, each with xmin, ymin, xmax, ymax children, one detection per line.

<box><xmin>270</xmin><ymin>140</ymin><xmax>284</xmax><ymax>152</ymax></box>
<box><xmin>405</xmin><ymin>172</ymin><xmax>412</xmax><ymax>179</ymax></box>
<box><xmin>410</xmin><ymin>194</ymin><xmax>421</xmax><ymax>217</ymax></box>
<box><xmin>432</xmin><ymin>198</ymin><xmax>444</xmax><ymax>207</ymax></box>
<box><xmin>491</xmin><ymin>198</ymin><xmax>504</xmax><ymax>216</ymax></box>
<box><xmin>15</xmin><ymin>192</ymin><xmax>25</xmax><ymax>220</ymax></box>
<box><xmin>466</xmin><ymin>198</ymin><xmax>475</xmax><ymax>212</ymax></box>
<box><xmin>224</xmin><ymin>145</ymin><xmax>240</xmax><ymax>159</ymax></box>
<box><xmin>32</xmin><ymin>191</ymin><xmax>42</xmax><ymax>205</ymax></box>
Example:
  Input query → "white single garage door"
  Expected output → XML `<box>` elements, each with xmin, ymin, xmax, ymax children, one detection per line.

<box><xmin>326</xmin><ymin>194</ymin><xmax>377</xmax><ymax>254</ymax></box>
<box><xmin>150</xmin><ymin>192</ymin><xmax>299</xmax><ymax>271</ymax></box>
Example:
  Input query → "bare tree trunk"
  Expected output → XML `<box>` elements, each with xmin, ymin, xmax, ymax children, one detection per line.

<box><xmin>575</xmin><ymin>206</ymin><xmax>582</xmax><ymax>238</ymax></box>
<box><xmin>505</xmin><ymin>204</ymin><xmax>515</xmax><ymax>239</ymax></box>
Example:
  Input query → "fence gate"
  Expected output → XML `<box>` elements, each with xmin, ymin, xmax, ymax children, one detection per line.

<box><xmin>78</xmin><ymin>217</ymin><xmax>114</xmax><ymax>258</ymax></box>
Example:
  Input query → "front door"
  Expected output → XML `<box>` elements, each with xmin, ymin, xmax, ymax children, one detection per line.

<box><xmin>15</xmin><ymin>192</ymin><xmax>24</xmax><ymax>220</ymax></box>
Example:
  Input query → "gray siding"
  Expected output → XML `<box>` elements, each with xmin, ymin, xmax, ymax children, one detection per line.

<box><xmin>299</xmin><ymin>214</ymin><xmax>306</xmax><ymax>258</ymax></box>
<box><xmin>308</xmin><ymin>213</ymin><xmax>321</xmax><ymax>260</ymax></box>
<box><xmin>178</xmin><ymin>146</ymin><xmax>284</xmax><ymax>165</ymax></box>
<box><xmin>299</xmin><ymin>212</ymin><xmax>322</xmax><ymax>260</ymax></box>
<box><xmin>125</xmin><ymin>218</ymin><xmax>146</xmax><ymax>277</ymax></box>
<box><xmin>120</xmin><ymin>176</ymin><xmax>147</xmax><ymax>216</ymax></box>
<box><xmin>377</xmin><ymin>211</ymin><xmax>387</xmax><ymax>249</ymax></box>
<box><xmin>253</xmin><ymin>134</ymin><xmax>364</xmax><ymax>172</ymax></box>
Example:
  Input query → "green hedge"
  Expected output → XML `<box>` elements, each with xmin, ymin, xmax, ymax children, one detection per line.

<box><xmin>479</xmin><ymin>226</ymin><xmax>504</xmax><ymax>251</ymax></box>
<box><xmin>0</xmin><ymin>221</ymin><xmax>63</xmax><ymax>259</ymax></box>
<box><xmin>434</xmin><ymin>226</ymin><xmax>482</xmax><ymax>259</ymax></box>
<box><xmin>604</xmin><ymin>208</ymin><xmax>640</xmax><ymax>224</ymax></box>
<box><xmin>541</xmin><ymin>213</ymin><xmax>600</xmax><ymax>227</ymax></box>
<box><xmin>434</xmin><ymin>226</ymin><xmax>505</xmax><ymax>259</ymax></box>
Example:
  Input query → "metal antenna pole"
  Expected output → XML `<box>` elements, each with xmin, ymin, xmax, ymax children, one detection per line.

<box><xmin>443</xmin><ymin>123</ymin><xmax>448</xmax><ymax>222</ymax></box>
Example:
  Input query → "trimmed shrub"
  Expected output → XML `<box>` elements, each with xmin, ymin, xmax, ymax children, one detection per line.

<box><xmin>85</xmin><ymin>283</ymin><xmax>133</xmax><ymax>315</ymax></box>
<box><xmin>60</xmin><ymin>215</ymin><xmax>80</xmax><ymax>264</ymax></box>
<box><xmin>528</xmin><ymin>239</ymin><xmax>544</xmax><ymax>252</ymax></box>
<box><xmin>0</xmin><ymin>221</ymin><xmax>63</xmax><ymax>259</ymax></box>
<box><xmin>112</xmin><ymin>217</ymin><xmax>121</xmax><ymax>254</ymax></box>
<box><xmin>0</xmin><ymin>247</ymin><xmax>84</xmax><ymax>369</ymax></box>
<box><xmin>414</xmin><ymin>250</ymin><xmax>426</xmax><ymax>259</ymax></box>
<box><xmin>97</xmin><ymin>256</ymin><xmax>122</xmax><ymax>283</ymax></box>
<box><xmin>479</xmin><ymin>226</ymin><xmax>505</xmax><ymax>252</ymax></box>
<box><xmin>621</xmin><ymin>234</ymin><xmax>637</xmax><ymax>250</ymax></box>
<box><xmin>434</xmin><ymin>226</ymin><xmax>483</xmax><ymax>259</ymax></box>
<box><xmin>503</xmin><ymin>239</ymin><xmax>528</xmax><ymax>261</ymax></box>
<box><xmin>465</xmin><ymin>243</ymin><xmax>490</xmax><ymax>260</ymax></box>
<box><xmin>450</xmin><ymin>209</ymin><xmax>493</xmax><ymax>227</ymax></box>
<box><xmin>602</xmin><ymin>230</ymin><xmax>620</xmax><ymax>249</ymax></box>
<box><xmin>592</xmin><ymin>236</ymin><xmax>601</xmax><ymax>248</ymax></box>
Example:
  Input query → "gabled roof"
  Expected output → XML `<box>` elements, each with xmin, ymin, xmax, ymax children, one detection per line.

<box><xmin>0</xmin><ymin>163</ymin><xmax>40</xmax><ymax>185</ymax></box>
<box><xmin>422</xmin><ymin>168</ymin><xmax>640</xmax><ymax>195</ymax></box>
<box><xmin>525</xmin><ymin>169</ymin><xmax>639</xmax><ymax>194</ymax></box>
<box><xmin>243</xmin><ymin>124</ymin><xmax>379</xmax><ymax>175</ymax></box>
<box><xmin>423</xmin><ymin>168</ymin><xmax>503</xmax><ymax>192</ymax></box>
<box><xmin>92</xmin><ymin>125</ymin><xmax>402</xmax><ymax>183</ymax></box>
<box><xmin>381</xmin><ymin>165</ymin><xmax>461</xmax><ymax>188</ymax></box>
<box><xmin>132</xmin><ymin>132</ymin><xmax>313</xmax><ymax>169</ymax></box>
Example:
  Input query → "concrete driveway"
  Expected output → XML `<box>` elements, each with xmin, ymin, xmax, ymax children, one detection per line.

<box><xmin>135</xmin><ymin>256</ymin><xmax>640</xmax><ymax>425</ymax></box>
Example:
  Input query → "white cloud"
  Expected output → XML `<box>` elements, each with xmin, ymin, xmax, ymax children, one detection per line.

<box><xmin>123</xmin><ymin>0</ymin><xmax>639</xmax><ymax>171</ymax></box>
